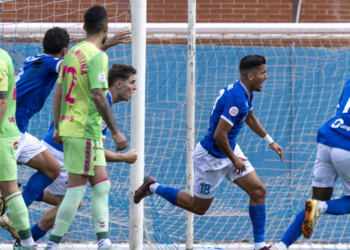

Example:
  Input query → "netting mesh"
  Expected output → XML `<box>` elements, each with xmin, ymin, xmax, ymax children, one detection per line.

<box><xmin>2</xmin><ymin>3</ymin><xmax>350</xmax><ymax>247</ymax></box>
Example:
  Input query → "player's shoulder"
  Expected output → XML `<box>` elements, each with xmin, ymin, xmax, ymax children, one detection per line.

<box><xmin>79</xmin><ymin>41</ymin><xmax>107</xmax><ymax>58</ymax></box>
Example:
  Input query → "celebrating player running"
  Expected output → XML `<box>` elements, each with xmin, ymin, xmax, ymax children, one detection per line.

<box><xmin>134</xmin><ymin>55</ymin><xmax>283</xmax><ymax>250</ymax></box>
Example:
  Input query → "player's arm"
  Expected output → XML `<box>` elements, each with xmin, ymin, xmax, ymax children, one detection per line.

<box><xmin>0</xmin><ymin>63</ymin><xmax>9</xmax><ymax>125</ymax></box>
<box><xmin>92</xmin><ymin>88</ymin><xmax>127</xmax><ymax>151</ymax></box>
<box><xmin>100</xmin><ymin>30</ymin><xmax>131</xmax><ymax>51</ymax></box>
<box><xmin>214</xmin><ymin>119</ymin><xmax>247</xmax><ymax>174</ymax></box>
<box><xmin>101</xmin><ymin>138</ymin><xmax>137</xmax><ymax>163</ymax></box>
<box><xmin>53</xmin><ymin>84</ymin><xmax>63</xmax><ymax>144</ymax></box>
<box><xmin>245</xmin><ymin>109</ymin><xmax>283</xmax><ymax>162</ymax></box>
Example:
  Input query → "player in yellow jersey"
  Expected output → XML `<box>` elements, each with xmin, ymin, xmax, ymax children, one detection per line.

<box><xmin>45</xmin><ymin>6</ymin><xmax>127</xmax><ymax>250</ymax></box>
<box><xmin>0</xmin><ymin>48</ymin><xmax>36</xmax><ymax>250</ymax></box>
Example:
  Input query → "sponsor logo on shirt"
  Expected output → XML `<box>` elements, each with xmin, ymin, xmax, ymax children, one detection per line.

<box><xmin>98</xmin><ymin>71</ymin><xmax>107</xmax><ymax>83</ymax></box>
<box><xmin>229</xmin><ymin>106</ymin><xmax>239</xmax><ymax>117</ymax></box>
<box><xmin>331</xmin><ymin>118</ymin><xmax>350</xmax><ymax>131</ymax></box>
<box><xmin>60</xmin><ymin>115</ymin><xmax>74</xmax><ymax>122</ymax></box>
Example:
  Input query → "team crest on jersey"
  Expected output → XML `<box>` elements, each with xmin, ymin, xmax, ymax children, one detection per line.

<box><xmin>229</xmin><ymin>106</ymin><xmax>239</xmax><ymax>117</ymax></box>
<box><xmin>98</xmin><ymin>71</ymin><xmax>107</xmax><ymax>83</ymax></box>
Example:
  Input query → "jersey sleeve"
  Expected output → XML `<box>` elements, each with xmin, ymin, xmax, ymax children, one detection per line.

<box><xmin>45</xmin><ymin>57</ymin><xmax>63</xmax><ymax>73</ymax></box>
<box><xmin>0</xmin><ymin>61</ymin><xmax>9</xmax><ymax>92</ymax></box>
<box><xmin>220</xmin><ymin>96</ymin><xmax>241</xmax><ymax>126</ymax></box>
<box><xmin>88</xmin><ymin>52</ymin><xmax>109</xmax><ymax>90</ymax></box>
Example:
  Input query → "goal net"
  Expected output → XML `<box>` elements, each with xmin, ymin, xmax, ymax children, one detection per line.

<box><xmin>2</xmin><ymin>2</ymin><xmax>350</xmax><ymax>248</ymax></box>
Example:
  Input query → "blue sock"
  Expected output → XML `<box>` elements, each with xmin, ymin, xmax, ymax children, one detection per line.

<box><xmin>31</xmin><ymin>223</ymin><xmax>47</xmax><ymax>242</ymax></box>
<box><xmin>22</xmin><ymin>171</ymin><xmax>53</xmax><ymax>207</ymax></box>
<box><xmin>326</xmin><ymin>196</ymin><xmax>350</xmax><ymax>215</ymax></box>
<box><xmin>155</xmin><ymin>185</ymin><xmax>180</xmax><ymax>206</ymax></box>
<box><xmin>22</xmin><ymin>185</ymin><xmax>44</xmax><ymax>202</ymax></box>
<box><xmin>280</xmin><ymin>209</ymin><xmax>305</xmax><ymax>248</ymax></box>
<box><xmin>35</xmin><ymin>191</ymin><xmax>44</xmax><ymax>202</ymax></box>
<box><xmin>249</xmin><ymin>205</ymin><xmax>266</xmax><ymax>243</ymax></box>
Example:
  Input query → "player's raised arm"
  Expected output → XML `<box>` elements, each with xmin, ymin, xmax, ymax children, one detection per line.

<box><xmin>245</xmin><ymin>109</ymin><xmax>283</xmax><ymax>162</ymax></box>
<box><xmin>100</xmin><ymin>29</ymin><xmax>131</xmax><ymax>51</ymax></box>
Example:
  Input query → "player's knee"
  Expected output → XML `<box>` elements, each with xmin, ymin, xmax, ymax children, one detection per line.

<box><xmin>250</xmin><ymin>185</ymin><xmax>267</xmax><ymax>200</ymax></box>
<box><xmin>194</xmin><ymin>207</ymin><xmax>208</xmax><ymax>216</ymax></box>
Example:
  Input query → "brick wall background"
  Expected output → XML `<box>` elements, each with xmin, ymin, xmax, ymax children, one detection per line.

<box><xmin>1</xmin><ymin>0</ymin><xmax>350</xmax><ymax>24</ymax></box>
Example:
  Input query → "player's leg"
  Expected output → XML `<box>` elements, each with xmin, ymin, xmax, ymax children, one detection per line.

<box><xmin>231</xmin><ymin>144</ymin><xmax>267</xmax><ymax>250</ymax></box>
<box><xmin>273</xmin><ymin>144</ymin><xmax>335</xmax><ymax>249</ymax></box>
<box><xmin>46</xmin><ymin>137</ymin><xmax>89</xmax><ymax>250</ymax></box>
<box><xmin>134</xmin><ymin>143</ymin><xmax>228</xmax><ymax>215</ymax></box>
<box><xmin>321</xmin><ymin>146</ymin><xmax>350</xmax><ymax>215</ymax></box>
<box><xmin>16</xmin><ymin>132</ymin><xmax>60</xmax><ymax>207</ymax></box>
<box><xmin>234</xmin><ymin>172</ymin><xmax>267</xmax><ymax>250</ymax></box>
<box><xmin>0</xmin><ymin>136</ymin><xmax>35</xmax><ymax>248</ymax></box>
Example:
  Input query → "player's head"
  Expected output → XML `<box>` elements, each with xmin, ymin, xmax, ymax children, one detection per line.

<box><xmin>84</xmin><ymin>6</ymin><xmax>108</xmax><ymax>44</ymax></box>
<box><xmin>108</xmin><ymin>63</ymin><xmax>137</xmax><ymax>103</ymax></box>
<box><xmin>43</xmin><ymin>27</ymin><xmax>70</xmax><ymax>57</ymax></box>
<box><xmin>239</xmin><ymin>54</ymin><xmax>267</xmax><ymax>92</ymax></box>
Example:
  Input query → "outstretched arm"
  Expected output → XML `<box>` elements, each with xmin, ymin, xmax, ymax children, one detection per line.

<box><xmin>104</xmin><ymin>148</ymin><xmax>138</xmax><ymax>163</ymax></box>
<box><xmin>245</xmin><ymin>110</ymin><xmax>284</xmax><ymax>162</ymax></box>
<box><xmin>101</xmin><ymin>30</ymin><xmax>131</xmax><ymax>51</ymax></box>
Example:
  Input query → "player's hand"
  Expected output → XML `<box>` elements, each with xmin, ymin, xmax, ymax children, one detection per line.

<box><xmin>106</xmin><ymin>30</ymin><xmax>131</xmax><ymax>47</ymax></box>
<box><xmin>112</xmin><ymin>130</ymin><xmax>127</xmax><ymax>151</ymax></box>
<box><xmin>53</xmin><ymin>128</ymin><xmax>63</xmax><ymax>145</ymax></box>
<box><xmin>232</xmin><ymin>157</ymin><xmax>247</xmax><ymax>174</ymax></box>
<box><xmin>270</xmin><ymin>142</ymin><xmax>283</xmax><ymax>162</ymax></box>
<box><xmin>124</xmin><ymin>149</ymin><xmax>138</xmax><ymax>164</ymax></box>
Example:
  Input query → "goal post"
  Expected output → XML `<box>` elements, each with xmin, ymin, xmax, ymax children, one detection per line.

<box><xmin>2</xmin><ymin>22</ymin><xmax>350</xmax><ymax>249</ymax></box>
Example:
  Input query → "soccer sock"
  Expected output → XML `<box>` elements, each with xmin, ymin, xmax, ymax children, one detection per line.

<box><xmin>249</xmin><ymin>205</ymin><xmax>266</xmax><ymax>250</ymax></box>
<box><xmin>324</xmin><ymin>196</ymin><xmax>350</xmax><ymax>215</ymax></box>
<box><xmin>50</xmin><ymin>184</ymin><xmax>86</xmax><ymax>242</ymax></box>
<box><xmin>155</xmin><ymin>185</ymin><xmax>180</xmax><ymax>206</ymax></box>
<box><xmin>280</xmin><ymin>209</ymin><xmax>305</xmax><ymax>248</ymax></box>
<box><xmin>21</xmin><ymin>185</ymin><xmax>44</xmax><ymax>202</ymax></box>
<box><xmin>31</xmin><ymin>223</ymin><xmax>47</xmax><ymax>242</ymax></box>
<box><xmin>22</xmin><ymin>171</ymin><xmax>54</xmax><ymax>207</ymax></box>
<box><xmin>5</xmin><ymin>192</ymin><xmax>34</xmax><ymax>244</ymax></box>
<box><xmin>91</xmin><ymin>179</ymin><xmax>111</xmax><ymax>247</ymax></box>
<box><xmin>149</xmin><ymin>183</ymin><xmax>159</xmax><ymax>193</ymax></box>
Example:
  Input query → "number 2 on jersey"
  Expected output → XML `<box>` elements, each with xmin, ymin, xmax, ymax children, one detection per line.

<box><xmin>63</xmin><ymin>66</ymin><xmax>77</xmax><ymax>104</ymax></box>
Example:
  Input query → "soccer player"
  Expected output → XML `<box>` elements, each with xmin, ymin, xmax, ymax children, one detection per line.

<box><xmin>12</xmin><ymin>63</ymin><xmax>137</xmax><ymax>245</ymax></box>
<box><xmin>134</xmin><ymin>55</ymin><xmax>284</xmax><ymax>250</ymax></box>
<box><xmin>0</xmin><ymin>26</ymin><xmax>131</xmax><ymax>236</ymax></box>
<box><xmin>272</xmin><ymin>79</ymin><xmax>350</xmax><ymax>250</ymax></box>
<box><xmin>46</xmin><ymin>6</ymin><xmax>126</xmax><ymax>250</ymax></box>
<box><xmin>0</xmin><ymin>48</ymin><xmax>36</xmax><ymax>250</ymax></box>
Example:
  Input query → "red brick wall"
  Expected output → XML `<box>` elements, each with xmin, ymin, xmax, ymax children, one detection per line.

<box><xmin>1</xmin><ymin>0</ymin><xmax>350</xmax><ymax>23</ymax></box>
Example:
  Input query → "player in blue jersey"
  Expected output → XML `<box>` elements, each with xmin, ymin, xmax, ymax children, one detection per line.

<box><xmin>272</xmin><ymin>79</ymin><xmax>350</xmax><ymax>250</ymax></box>
<box><xmin>134</xmin><ymin>55</ymin><xmax>283</xmax><ymax>250</ymax></box>
<box><xmin>10</xmin><ymin>64</ymin><xmax>137</xmax><ymax>246</ymax></box>
<box><xmin>0</xmin><ymin>27</ymin><xmax>131</xmax><ymax>236</ymax></box>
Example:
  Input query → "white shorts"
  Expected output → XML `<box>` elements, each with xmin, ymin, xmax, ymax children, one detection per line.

<box><xmin>15</xmin><ymin>132</ymin><xmax>47</xmax><ymax>165</ymax></box>
<box><xmin>193</xmin><ymin>143</ymin><xmax>255</xmax><ymax>199</ymax></box>
<box><xmin>312</xmin><ymin>143</ymin><xmax>350</xmax><ymax>195</ymax></box>
<box><xmin>41</xmin><ymin>140</ymin><xmax>68</xmax><ymax>196</ymax></box>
